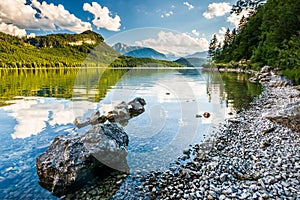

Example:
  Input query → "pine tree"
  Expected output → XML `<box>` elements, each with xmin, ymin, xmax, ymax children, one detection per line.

<box><xmin>208</xmin><ymin>34</ymin><xmax>218</xmax><ymax>60</ymax></box>
<box><xmin>223</xmin><ymin>28</ymin><xmax>232</xmax><ymax>50</ymax></box>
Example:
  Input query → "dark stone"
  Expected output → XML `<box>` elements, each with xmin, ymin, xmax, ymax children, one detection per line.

<box><xmin>203</xmin><ymin>112</ymin><xmax>210</xmax><ymax>118</ymax></box>
<box><xmin>89</xmin><ymin>111</ymin><xmax>107</xmax><ymax>125</ymax></box>
<box><xmin>128</xmin><ymin>97</ymin><xmax>146</xmax><ymax>116</ymax></box>
<box><xmin>36</xmin><ymin>123</ymin><xmax>129</xmax><ymax>196</ymax></box>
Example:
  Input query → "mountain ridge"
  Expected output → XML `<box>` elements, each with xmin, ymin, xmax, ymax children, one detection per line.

<box><xmin>112</xmin><ymin>42</ymin><xmax>167</xmax><ymax>60</ymax></box>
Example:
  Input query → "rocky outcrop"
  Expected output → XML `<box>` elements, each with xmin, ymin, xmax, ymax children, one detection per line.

<box><xmin>36</xmin><ymin>97</ymin><xmax>146</xmax><ymax>196</ymax></box>
<box><xmin>36</xmin><ymin>123</ymin><xmax>129</xmax><ymax>195</ymax></box>
<box><xmin>248</xmin><ymin>66</ymin><xmax>293</xmax><ymax>87</ymax></box>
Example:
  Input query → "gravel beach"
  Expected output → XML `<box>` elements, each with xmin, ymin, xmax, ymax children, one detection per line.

<box><xmin>112</xmin><ymin>69</ymin><xmax>300</xmax><ymax>200</ymax></box>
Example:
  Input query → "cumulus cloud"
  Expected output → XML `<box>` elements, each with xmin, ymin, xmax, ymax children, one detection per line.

<box><xmin>227</xmin><ymin>9</ymin><xmax>252</xmax><ymax>28</ymax></box>
<box><xmin>183</xmin><ymin>2</ymin><xmax>194</xmax><ymax>10</ymax></box>
<box><xmin>203</xmin><ymin>2</ymin><xmax>231</xmax><ymax>19</ymax></box>
<box><xmin>0</xmin><ymin>0</ymin><xmax>91</xmax><ymax>34</ymax></box>
<box><xmin>0</xmin><ymin>22</ymin><xmax>27</xmax><ymax>37</ymax></box>
<box><xmin>192</xmin><ymin>29</ymin><xmax>199</xmax><ymax>36</ymax></box>
<box><xmin>32</xmin><ymin>0</ymin><xmax>92</xmax><ymax>33</ymax></box>
<box><xmin>135</xmin><ymin>31</ymin><xmax>209</xmax><ymax>57</ymax></box>
<box><xmin>216</xmin><ymin>27</ymin><xmax>227</xmax><ymax>42</ymax></box>
<box><xmin>83</xmin><ymin>2</ymin><xmax>121</xmax><ymax>31</ymax></box>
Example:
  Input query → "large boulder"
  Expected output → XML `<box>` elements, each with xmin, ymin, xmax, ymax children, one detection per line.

<box><xmin>36</xmin><ymin>123</ymin><xmax>129</xmax><ymax>196</ymax></box>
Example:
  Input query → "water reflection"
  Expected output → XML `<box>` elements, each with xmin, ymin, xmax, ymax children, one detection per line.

<box><xmin>2</xmin><ymin>98</ymin><xmax>97</xmax><ymax>139</ymax></box>
<box><xmin>0</xmin><ymin>68</ymin><xmax>261</xmax><ymax>199</ymax></box>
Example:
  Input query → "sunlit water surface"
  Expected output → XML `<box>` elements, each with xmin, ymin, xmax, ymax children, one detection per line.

<box><xmin>0</xmin><ymin>68</ymin><xmax>261</xmax><ymax>199</ymax></box>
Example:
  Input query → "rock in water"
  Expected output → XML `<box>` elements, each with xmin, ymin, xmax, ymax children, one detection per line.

<box><xmin>73</xmin><ymin>97</ymin><xmax>146</xmax><ymax>128</ymax></box>
<box><xmin>36</xmin><ymin>123</ymin><xmax>129</xmax><ymax>196</ymax></box>
<box><xmin>128</xmin><ymin>97</ymin><xmax>146</xmax><ymax>116</ymax></box>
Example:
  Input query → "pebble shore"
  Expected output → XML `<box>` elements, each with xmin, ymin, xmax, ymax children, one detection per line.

<box><xmin>112</xmin><ymin>71</ymin><xmax>300</xmax><ymax>199</ymax></box>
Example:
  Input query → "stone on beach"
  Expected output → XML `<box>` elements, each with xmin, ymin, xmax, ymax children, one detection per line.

<box><xmin>118</xmin><ymin>68</ymin><xmax>300</xmax><ymax>199</ymax></box>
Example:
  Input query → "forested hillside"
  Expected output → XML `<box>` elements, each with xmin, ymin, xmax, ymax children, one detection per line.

<box><xmin>0</xmin><ymin>31</ymin><xmax>121</xmax><ymax>68</ymax></box>
<box><xmin>209</xmin><ymin>0</ymin><xmax>300</xmax><ymax>84</ymax></box>
<box><xmin>0</xmin><ymin>31</ymin><xmax>182</xmax><ymax>68</ymax></box>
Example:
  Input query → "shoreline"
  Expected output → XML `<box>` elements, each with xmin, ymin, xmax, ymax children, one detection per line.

<box><xmin>201</xmin><ymin>67</ymin><xmax>256</xmax><ymax>74</ymax></box>
<box><xmin>112</xmin><ymin>68</ymin><xmax>300</xmax><ymax>199</ymax></box>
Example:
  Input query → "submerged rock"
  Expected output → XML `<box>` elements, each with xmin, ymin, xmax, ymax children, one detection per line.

<box><xmin>36</xmin><ymin>123</ymin><xmax>129</xmax><ymax>196</ymax></box>
<box><xmin>73</xmin><ymin>97</ymin><xmax>146</xmax><ymax>128</ymax></box>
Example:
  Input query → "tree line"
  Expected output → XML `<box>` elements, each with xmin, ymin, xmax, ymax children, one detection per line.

<box><xmin>208</xmin><ymin>0</ymin><xmax>300</xmax><ymax>84</ymax></box>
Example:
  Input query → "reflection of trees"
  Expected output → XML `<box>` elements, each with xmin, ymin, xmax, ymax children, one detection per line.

<box><xmin>203</xmin><ymin>71</ymin><xmax>262</xmax><ymax>111</ymax></box>
<box><xmin>220</xmin><ymin>73</ymin><xmax>262</xmax><ymax>110</ymax></box>
<box><xmin>0</xmin><ymin>68</ymin><xmax>176</xmax><ymax>104</ymax></box>
<box><xmin>0</xmin><ymin>68</ymin><xmax>128</xmax><ymax>102</ymax></box>
<box><xmin>204</xmin><ymin>71</ymin><xmax>226</xmax><ymax>105</ymax></box>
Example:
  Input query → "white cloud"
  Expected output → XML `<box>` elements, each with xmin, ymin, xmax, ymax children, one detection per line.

<box><xmin>183</xmin><ymin>2</ymin><xmax>194</xmax><ymax>10</ymax></box>
<box><xmin>32</xmin><ymin>0</ymin><xmax>92</xmax><ymax>33</ymax></box>
<box><xmin>0</xmin><ymin>22</ymin><xmax>27</xmax><ymax>37</ymax></box>
<box><xmin>161</xmin><ymin>10</ymin><xmax>174</xmax><ymax>18</ymax></box>
<box><xmin>227</xmin><ymin>9</ymin><xmax>252</xmax><ymax>28</ymax></box>
<box><xmin>192</xmin><ymin>29</ymin><xmax>199</xmax><ymax>36</ymax></box>
<box><xmin>135</xmin><ymin>31</ymin><xmax>209</xmax><ymax>57</ymax></box>
<box><xmin>0</xmin><ymin>0</ymin><xmax>91</xmax><ymax>34</ymax></box>
<box><xmin>216</xmin><ymin>27</ymin><xmax>227</xmax><ymax>42</ymax></box>
<box><xmin>83</xmin><ymin>2</ymin><xmax>121</xmax><ymax>32</ymax></box>
<box><xmin>203</xmin><ymin>2</ymin><xmax>231</xmax><ymax>19</ymax></box>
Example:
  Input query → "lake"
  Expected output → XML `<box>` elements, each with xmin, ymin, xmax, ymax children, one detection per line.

<box><xmin>0</xmin><ymin>67</ymin><xmax>262</xmax><ymax>199</ymax></box>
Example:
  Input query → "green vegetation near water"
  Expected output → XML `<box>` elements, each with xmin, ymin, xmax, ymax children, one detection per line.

<box><xmin>109</xmin><ymin>56</ymin><xmax>183</xmax><ymax>68</ymax></box>
<box><xmin>0</xmin><ymin>30</ymin><xmax>182</xmax><ymax>69</ymax></box>
<box><xmin>0</xmin><ymin>68</ymin><xmax>128</xmax><ymax>102</ymax></box>
<box><xmin>208</xmin><ymin>0</ymin><xmax>300</xmax><ymax>84</ymax></box>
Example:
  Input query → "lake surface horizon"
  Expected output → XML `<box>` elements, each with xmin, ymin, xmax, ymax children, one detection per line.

<box><xmin>0</xmin><ymin>67</ymin><xmax>262</xmax><ymax>199</ymax></box>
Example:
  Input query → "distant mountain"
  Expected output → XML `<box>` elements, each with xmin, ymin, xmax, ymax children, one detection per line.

<box><xmin>185</xmin><ymin>51</ymin><xmax>208</xmax><ymax>59</ymax></box>
<box><xmin>174</xmin><ymin>58</ymin><xmax>194</xmax><ymax>67</ymax></box>
<box><xmin>185</xmin><ymin>58</ymin><xmax>206</xmax><ymax>68</ymax></box>
<box><xmin>174</xmin><ymin>57</ymin><xmax>207</xmax><ymax>68</ymax></box>
<box><xmin>125</xmin><ymin>48</ymin><xmax>167</xmax><ymax>60</ymax></box>
<box><xmin>112</xmin><ymin>43</ymin><xmax>167</xmax><ymax>60</ymax></box>
<box><xmin>111</xmin><ymin>42</ymin><xmax>141</xmax><ymax>54</ymax></box>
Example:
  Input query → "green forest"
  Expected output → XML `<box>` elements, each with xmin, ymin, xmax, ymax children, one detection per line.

<box><xmin>0</xmin><ymin>30</ymin><xmax>182</xmax><ymax>69</ymax></box>
<box><xmin>208</xmin><ymin>0</ymin><xmax>300</xmax><ymax>84</ymax></box>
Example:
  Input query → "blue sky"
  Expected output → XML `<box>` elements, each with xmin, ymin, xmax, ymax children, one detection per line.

<box><xmin>0</xmin><ymin>0</ymin><xmax>245</xmax><ymax>56</ymax></box>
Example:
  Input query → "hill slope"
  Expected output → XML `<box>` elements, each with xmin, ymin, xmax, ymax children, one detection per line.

<box><xmin>0</xmin><ymin>31</ymin><xmax>118</xmax><ymax>68</ymax></box>
<box><xmin>0</xmin><ymin>32</ymin><xmax>183</xmax><ymax>68</ymax></box>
